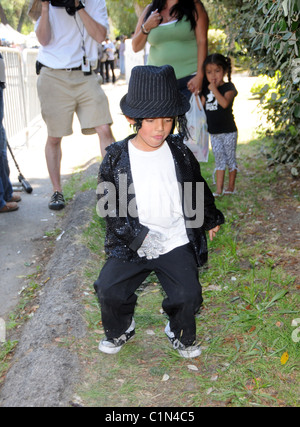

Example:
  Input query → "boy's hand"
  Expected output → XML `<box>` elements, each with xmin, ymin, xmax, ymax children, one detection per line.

<box><xmin>209</xmin><ymin>225</ymin><xmax>220</xmax><ymax>241</ymax></box>
<box><xmin>137</xmin><ymin>230</ymin><xmax>166</xmax><ymax>260</ymax></box>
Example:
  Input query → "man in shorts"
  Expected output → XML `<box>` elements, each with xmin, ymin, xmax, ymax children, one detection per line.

<box><xmin>34</xmin><ymin>0</ymin><xmax>115</xmax><ymax>210</ymax></box>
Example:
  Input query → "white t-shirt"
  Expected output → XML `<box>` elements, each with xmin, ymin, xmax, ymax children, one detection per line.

<box><xmin>128</xmin><ymin>140</ymin><xmax>189</xmax><ymax>255</ymax></box>
<box><xmin>103</xmin><ymin>40</ymin><xmax>115</xmax><ymax>61</ymax></box>
<box><xmin>36</xmin><ymin>0</ymin><xmax>109</xmax><ymax>69</ymax></box>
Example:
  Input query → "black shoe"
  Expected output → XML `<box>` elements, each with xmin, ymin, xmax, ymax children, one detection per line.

<box><xmin>49</xmin><ymin>191</ymin><xmax>65</xmax><ymax>210</ymax></box>
<box><xmin>165</xmin><ymin>322</ymin><xmax>201</xmax><ymax>358</ymax></box>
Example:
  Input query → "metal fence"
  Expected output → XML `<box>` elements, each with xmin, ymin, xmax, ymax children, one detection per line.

<box><xmin>0</xmin><ymin>47</ymin><xmax>40</xmax><ymax>145</ymax></box>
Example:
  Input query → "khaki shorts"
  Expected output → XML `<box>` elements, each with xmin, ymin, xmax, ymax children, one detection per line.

<box><xmin>37</xmin><ymin>67</ymin><xmax>113</xmax><ymax>137</ymax></box>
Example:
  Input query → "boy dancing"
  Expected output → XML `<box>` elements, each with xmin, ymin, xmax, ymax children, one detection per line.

<box><xmin>94</xmin><ymin>65</ymin><xmax>224</xmax><ymax>358</ymax></box>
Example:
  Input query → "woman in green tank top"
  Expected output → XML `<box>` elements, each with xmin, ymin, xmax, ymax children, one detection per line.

<box><xmin>132</xmin><ymin>0</ymin><xmax>208</xmax><ymax>100</ymax></box>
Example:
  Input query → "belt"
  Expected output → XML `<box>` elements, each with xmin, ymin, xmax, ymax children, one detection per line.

<box><xmin>40</xmin><ymin>62</ymin><xmax>82</xmax><ymax>71</ymax></box>
<box><xmin>36</xmin><ymin>61</ymin><xmax>91</xmax><ymax>75</ymax></box>
<box><xmin>54</xmin><ymin>65</ymin><xmax>92</xmax><ymax>75</ymax></box>
<box><xmin>60</xmin><ymin>66</ymin><xmax>82</xmax><ymax>71</ymax></box>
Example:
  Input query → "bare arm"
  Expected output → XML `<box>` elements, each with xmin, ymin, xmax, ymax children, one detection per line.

<box><xmin>35</xmin><ymin>1</ymin><xmax>51</xmax><ymax>46</ymax></box>
<box><xmin>132</xmin><ymin>5</ymin><xmax>161</xmax><ymax>52</ymax></box>
<box><xmin>209</xmin><ymin>84</ymin><xmax>236</xmax><ymax>109</ymax></box>
<box><xmin>76</xmin><ymin>0</ymin><xmax>107</xmax><ymax>44</ymax></box>
<box><xmin>36</xmin><ymin>0</ymin><xmax>107</xmax><ymax>46</ymax></box>
<box><xmin>187</xmin><ymin>1</ymin><xmax>209</xmax><ymax>95</ymax></box>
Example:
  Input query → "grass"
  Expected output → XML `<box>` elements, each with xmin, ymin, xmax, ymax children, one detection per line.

<box><xmin>73</xmin><ymin>135</ymin><xmax>299</xmax><ymax>407</ymax></box>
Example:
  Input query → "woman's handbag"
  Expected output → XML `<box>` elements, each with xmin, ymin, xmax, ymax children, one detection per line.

<box><xmin>184</xmin><ymin>94</ymin><xmax>209</xmax><ymax>162</ymax></box>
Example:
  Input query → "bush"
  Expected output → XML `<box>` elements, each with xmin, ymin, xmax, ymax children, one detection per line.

<box><xmin>250</xmin><ymin>73</ymin><xmax>279</xmax><ymax>99</ymax></box>
<box><xmin>207</xmin><ymin>29</ymin><xmax>228</xmax><ymax>56</ymax></box>
<box><xmin>204</xmin><ymin>0</ymin><xmax>300</xmax><ymax>175</ymax></box>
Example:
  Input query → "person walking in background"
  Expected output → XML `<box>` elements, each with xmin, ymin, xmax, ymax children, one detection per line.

<box><xmin>119</xmin><ymin>35</ymin><xmax>126</xmax><ymax>76</ymax></box>
<box><xmin>201</xmin><ymin>54</ymin><xmax>238</xmax><ymax>196</ymax></box>
<box><xmin>34</xmin><ymin>0</ymin><xmax>115</xmax><ymax>211</ymax></box>
<box><xmin>0</xmin><ymin>50</ymin><xmax>21</xmax><ymax>213</ymax></box>
<box><xmin>131</xmin><ymin>0</ymin><xmax>208</xmax><ymax>100</ymax></box>
<box><xmin>103</xmin><ymin>37</ymin><xmax>116</xmax><ymax>83</ymax></box>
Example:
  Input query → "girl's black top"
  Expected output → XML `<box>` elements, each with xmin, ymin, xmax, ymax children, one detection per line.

<box><xmin>202</xmin><ymin>82</ymin><xmax>237</xmax><ymax>134</ymax></box>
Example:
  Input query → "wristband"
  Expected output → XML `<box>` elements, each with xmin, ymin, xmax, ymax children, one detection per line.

<box><xmin>141</xmin><ymin>24</ymin><xmax>150</xmax><ymax>35</ymax></box>
<box><xmin>76</xmin><ymin>0</ymin><xmax>85</xmax><ymax>11</ymax></box>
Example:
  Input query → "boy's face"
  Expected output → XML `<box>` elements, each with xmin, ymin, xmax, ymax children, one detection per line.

<box><xmin>126</xmin><ymin>117</ymin><xmax>174</xmax><ymax>151</ymax></box>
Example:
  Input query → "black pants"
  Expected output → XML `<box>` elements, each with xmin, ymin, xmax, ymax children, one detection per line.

<box><xmin>94</xmin><ymin>244</ymin><xmax>203</xmax><ymax>346</ymax></box>
<box><xmin>105</xmin><ymin>60</ymin><xmax>115</xmax><ymax>83</ymax></box>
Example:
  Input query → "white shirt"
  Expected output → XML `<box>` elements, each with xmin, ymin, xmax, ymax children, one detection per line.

<box><xmin>103</xmin><ymin>40</ymin><xmax>115</xmax><ymax>61</ymax></box>
<box><xmin>36</xmin><ymin>0</ymin><xmax>109</xmax><ymax>69</ymax></box>
<box><xmin>129</xmin><ymin>141</ymin><xmax>189</xmax><ymax>255</ymax></box>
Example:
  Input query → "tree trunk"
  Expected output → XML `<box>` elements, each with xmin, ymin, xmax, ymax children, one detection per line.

<box><xmin>17</xmin><ymin>4</ymin><xmax>28</xmax><ymax>33</ymax></box>
<box><xmin>0</xmin><ymin>4</ymin><xmax>9</xmax><ymax>25</ymax></box>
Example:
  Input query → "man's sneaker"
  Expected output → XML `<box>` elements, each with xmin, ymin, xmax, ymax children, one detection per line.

<box><xmin>99</xmin><ymin>319</ymin><xmax>135</xmax><ymax>354</ymax></box>
<box><xmin>49</xmin><ymin>191</ymin><xmax>65</xmax><ymax>210</ymax></box>
<box><xmin>165</xmin><ymin>322</ymin><xmax>201</xmax><ymax>358</ymax></box>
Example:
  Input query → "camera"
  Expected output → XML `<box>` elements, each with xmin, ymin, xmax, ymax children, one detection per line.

<box><xmin>50</xmin><ymin>0</ymin><xmax>75</xmax><ymax>7</ymax></box>
<box><xmin>48</xmin><ymin>0</ymin><xmax>85</xmax><ymax>15</ymax></box>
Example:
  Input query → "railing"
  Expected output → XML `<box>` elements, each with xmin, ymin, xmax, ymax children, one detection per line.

<box><xmin>0</xmin><ymin>47</ymin><xmax>40</xmax><ymax>147</ymax></box>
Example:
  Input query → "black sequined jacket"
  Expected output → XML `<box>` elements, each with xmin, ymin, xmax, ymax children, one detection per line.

<box><xmin>97</xmin><ymin>134</ymin><xmax>225</xmax><ymax>267</ymax></box>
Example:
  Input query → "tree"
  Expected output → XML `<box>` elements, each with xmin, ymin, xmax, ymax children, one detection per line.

<box><xmin>105</xmin><ymin>0</ymin><xmax>150</xmax><ymax>36</ymax></box>
<box><xmin>0</xmin><ymin>3</ymin><xmax>9</xmax><ymax>25</ymax></box>
<box><xmin>0</xmin><ymin>0</ymin><xmax>34</xmax><ymax>34</ymax></box>
<box><xmin>105</xmin><ymin>0</ymin><xmax>136</xmax><ymax>36</ymax></box>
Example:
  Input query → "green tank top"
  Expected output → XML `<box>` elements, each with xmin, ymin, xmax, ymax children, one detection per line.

<box><xmin>147</xmin><ymin>19</ymin><xmax>198</xmax><ymax>79</ymax></box>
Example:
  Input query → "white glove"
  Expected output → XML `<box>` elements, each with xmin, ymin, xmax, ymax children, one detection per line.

<box><xmin>137</xmin><ymin>230</ymin><xmax>166</xmax><ymax>260</ymax></box>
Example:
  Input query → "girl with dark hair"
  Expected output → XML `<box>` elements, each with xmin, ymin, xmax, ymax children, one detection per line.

<box><xmin>132</xmin><ymin>0</ymin><xmax>209</xmax><ymax>100</ymax></box>
<box><xmin>201</xmin><ymin>54</ymin><xmax>238</xmax><ymax>196</ymax></box>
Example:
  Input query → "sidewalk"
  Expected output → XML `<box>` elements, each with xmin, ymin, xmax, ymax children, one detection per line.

<box><xmin>0</xmin><ymin>73</ymin><xmax>128</xmax><ymax>319</ymax></box>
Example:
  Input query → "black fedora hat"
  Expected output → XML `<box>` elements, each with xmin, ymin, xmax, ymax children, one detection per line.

<box><xmin>120</xmin><ymin>65</ymin><xmax>190</xmax><ymax>118</ymax></box>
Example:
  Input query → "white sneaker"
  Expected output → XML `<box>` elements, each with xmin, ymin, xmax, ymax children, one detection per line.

<box><xmin>165</xmin><ymin>322</ymin><xmax>201</xmax><ymax>358</ymax></box>
<box><xmin>99</xmin><ymin>319</ymin><xmax>135</xmax><ymax>354</ymax></box>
